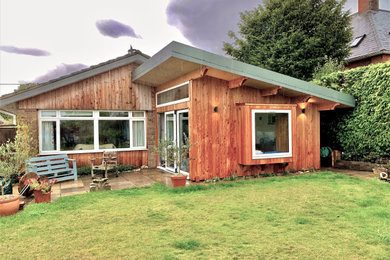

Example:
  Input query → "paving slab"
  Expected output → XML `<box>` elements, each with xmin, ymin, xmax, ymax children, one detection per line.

<box><xmin>321</xmin><ymin>167</ymin><xmax>375</xmax><ymax>180</ymax></box>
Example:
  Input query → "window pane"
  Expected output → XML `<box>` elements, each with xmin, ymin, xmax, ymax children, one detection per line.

<box><xmin>157</xmin><ymin>84</ymin><xmax>189</xmax><ymax>106</ymax></box>
<box><xmin>132</xmin><ymin>111</ymin><xmax>145</xmax><ymax>117</ymax></box>
<box><xmin>60</xmin><ymin>111</ymin><xmax>93</xmax><ymax>117</ymax></box>
<box><xmin>99</xmin><ymin>111</ymin><xmax>128</xmax><ymax>117</ymax></box>
<box><xmin>254</xmin><ymin>113</ymin><xmax>289</xmax><ymax>154</ymax></box>
<box><xmin>41</xmin><ymin>111</ymin><xmax>56</xmax><ymax>117</ymax></box>
<box><xmin>60</xmin><ymin>120</ymin><xmax>94</xmax><ymax>150</ymax></box>
<box><xmin>41</xmin><ymin>121</ymin><xmax>56</xmax><ymax>151</ymax></box>
<box><xmin>132</xmin><ymin>121</ymin><xmax>145</xmax><ymax>147</ymax></box>
<box><xmin>99</xmin><ymin>120</ymin><xmax>130</xmax><ymax>149</ymax></box>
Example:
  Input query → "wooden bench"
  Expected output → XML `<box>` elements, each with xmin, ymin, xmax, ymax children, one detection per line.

<box><xmin>26</xmin><ymin>154</ymin><xmax>78</xmax><ymax>182</ymax></box>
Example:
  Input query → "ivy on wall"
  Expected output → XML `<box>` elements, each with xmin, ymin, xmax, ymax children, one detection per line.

<box><xmin>313</xmin><ymin>61</ymin><xmax>390</xmax><ymax>162</ymax></box>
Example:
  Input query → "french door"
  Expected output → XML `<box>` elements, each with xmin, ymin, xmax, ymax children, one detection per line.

<box><xmin>159</xmin><ymin>109</ymin><xmax>189</xmax><ymax>175</ymax></box>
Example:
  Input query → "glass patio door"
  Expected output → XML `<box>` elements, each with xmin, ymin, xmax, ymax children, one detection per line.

<box><xmin>177</xmin><ymin>110</ymin><xmax>189</xmax><ymax>174</ymax></box>
<box><xmin>159</xmin><ymin>110</ymin><xmax>189</xmax><ymax>175</ymax></box>
<box><xmin>165</xmin><ymin>111</ymin><xmax>176</xmax><ymax>172</ymax></box>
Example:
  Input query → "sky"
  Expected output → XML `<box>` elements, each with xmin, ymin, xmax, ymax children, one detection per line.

<box><xmin>0</xmin><ymin>0</ymin><xmax>375</xmax><ymax>96</ymax></box>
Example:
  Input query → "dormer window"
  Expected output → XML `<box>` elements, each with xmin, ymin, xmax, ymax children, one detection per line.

<box><xmin>350</xmin><ymin>34</ymin><xmax>366</xmax><ymax>48</ymax></box>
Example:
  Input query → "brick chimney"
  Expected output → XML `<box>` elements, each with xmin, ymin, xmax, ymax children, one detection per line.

<box><xmin>358</xmin><ymin>0</ymin><xmax>379</xmax><ymax>13</ymax></box>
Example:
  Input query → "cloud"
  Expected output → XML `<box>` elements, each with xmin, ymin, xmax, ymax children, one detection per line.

<box><xmin>166</xmin><ymin>0</ymin><xmax>260</xmax><ymax>53</ymax></box>
<box><xmin>0</xmin><ymin>45</ymin><xmax>50</xmax><ymax>56</ymax></box>
<box><xmin>31</xmin><ymin>63</ymin><xmax>88</xmax><ymax>83</ymax></box>
<box><xmin>166</xmin><ymin>0</ymin><xmax>356</xmax><ymax>54</ymax></box>
<box><xmin>96</xmin><ymin>19</ymin><xmax>142</xmax><ymax>38</ymax></box>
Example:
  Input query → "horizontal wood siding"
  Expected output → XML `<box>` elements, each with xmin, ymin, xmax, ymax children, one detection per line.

<box><xmin>18</xmin><ymin>64</ymin><xmax>152</xmax><ymax>111</ymax></box>
<box><xmin>68</xmin><ymin>150</ymin><xmax>148</xmax><ymax>168</ymax></box>
<box><xmin>189</xmin><ymin>76</ymin><xmax>320</xmax><ymax>181</ymax></box>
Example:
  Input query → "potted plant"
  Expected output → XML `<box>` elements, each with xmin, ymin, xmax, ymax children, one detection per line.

<box><xmin>0</xmin><ymin>121</ymin><xmax>36</xmax><ymax>216</ymax></box>
<box><xmin>154</xmin><ymin>135</ymin><xmax>195</xmax><ymax>187</ymax></box>
<box><xmin>25</xmin><ymin>177</ymin><xmax>57</xmax><ymax>203</ymax></box>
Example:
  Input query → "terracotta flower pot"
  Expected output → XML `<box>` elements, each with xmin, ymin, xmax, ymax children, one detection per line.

<box><xmin>33</xmin><ymin>190</ymin><xmax>51</xmax><ymax>203</ymax></box>
<box><xmin>0</xmin><ymin>195</ymin><xmax>20</xmax><ymax>216</ymax></box>
<box><xmin>171</xmin><ymin>176</ymin><xmax>187</xmax><ymax>187</ymax></box>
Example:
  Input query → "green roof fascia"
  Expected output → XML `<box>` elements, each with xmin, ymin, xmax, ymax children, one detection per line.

<box><xmin>133</xmin><ymin>41</ymin><xmax>355</xmax><ymax>107</ymax></box>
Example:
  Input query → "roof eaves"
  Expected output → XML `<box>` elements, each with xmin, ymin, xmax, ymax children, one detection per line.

<box><xmin>135</xmin><ymin>41</ymin><xmax>355</xmax><ymax>107</ymax></box>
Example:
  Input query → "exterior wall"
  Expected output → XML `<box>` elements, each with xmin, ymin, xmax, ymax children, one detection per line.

<box><xmin>1</xmin><ymin>102</ymin><xmax>39</xmax><ymax>154</ymax></box>
<box><xmin>2</xmin><ymin>64</ymin><xmax>154</xmax><ymax>169</ymax></box>
<box><xmin>346</xmin><ymin>54</ymin><xmax>390</xmax><ymax>69</ymax></box>
<box><xmin>188</xmin><ymin>76</ymin><xmax>320</xmax><ymax>181</ymax></box>
<box><xmin>68</xmin><ymin>151</ymin><xmax>148</xmax><ymax>168</ymax></box>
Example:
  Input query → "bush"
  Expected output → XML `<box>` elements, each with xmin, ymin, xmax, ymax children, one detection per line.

<box><xmin>313</xmin><ymin>61</ymin><xmax>390</xmax><ymax>162</ymax></box>
<box><xmin>77</xmin><ymin>165</ymin><xmax>136</xmax><ymax>175</ymax></box>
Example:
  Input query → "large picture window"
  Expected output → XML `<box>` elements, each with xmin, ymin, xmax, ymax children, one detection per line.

<box><xmin>252</xmin><ymin>109</ymin><xmax>292</xmax><ymax>159</ymax></box>
<box><xmin>39</xmin><ymin>110</ymin><xmax>146</xmax><ymax>154</ymax></box>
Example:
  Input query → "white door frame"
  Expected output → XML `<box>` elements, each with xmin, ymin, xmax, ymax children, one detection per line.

<box><xmin>176</xmin><ymin>109</ymin><xmax>189</xmax><ymax>176</ymax></box>
<box><xmin>164</xmin><ymin>111</ymin><xmax>176</xmax><ymax>172</ymax></box>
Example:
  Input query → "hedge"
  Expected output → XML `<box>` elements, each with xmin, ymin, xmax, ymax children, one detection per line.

<box><xmin>312</xmin><ymin>61</ymin><xmax>390</xmax><ymax>163</ymax></box>
<box><xmin>77</xmin><ymin>165</ymin><xmax>136</xmax><ymax>175</ymax></box>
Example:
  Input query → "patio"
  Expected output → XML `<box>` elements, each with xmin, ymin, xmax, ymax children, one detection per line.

<box><xmin>15</xmin><ymin>168</ymin><xmax>175</xmax><ymax>204</ymax></box>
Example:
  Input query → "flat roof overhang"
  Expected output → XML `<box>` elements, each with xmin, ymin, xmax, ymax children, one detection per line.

<box><xmin>133</xmin><ymin>41</ymin><xmax>355</xmax><ymax>108</ymax></box>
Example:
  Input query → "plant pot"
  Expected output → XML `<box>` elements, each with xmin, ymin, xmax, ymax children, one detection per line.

<box><xmin>171</xmin><ymin>176</ymin><xmax>187</xmax><ymax>187</ymax></box>
<box><xmin>0</xmin><ymin>195</ymin><xmax>20</xmax><ymax>216</ymax></box>
<box><xmin>33</xmin><ymin>190</ymin><xmax>51</xmax><ymax>203</ymax></box>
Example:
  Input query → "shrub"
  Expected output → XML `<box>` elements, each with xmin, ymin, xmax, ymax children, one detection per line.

<box><xmin>313</xmin><ymin>61</ymin><xmax>390</xmax><ymax>162</ymax></box>
<box><xmin>77</xmin><ymin>165</ymin><xmax>135</xmax><ymax>175</ymax></box>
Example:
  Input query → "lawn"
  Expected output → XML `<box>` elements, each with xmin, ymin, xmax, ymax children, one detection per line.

<box><xmin>1</xmin><ymin>172</ymin><xmax>390</xmax><ymax>259</ymax></box>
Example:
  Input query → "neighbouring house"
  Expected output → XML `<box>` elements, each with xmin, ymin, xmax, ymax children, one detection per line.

<box><xmin>0</xmin><ymin>42</ymin><xmax>355</xmax><ymax>181</ymax></box>
<box><xmin>345</xmin><ymin>0</ymin><xmax>390</xmax><ymax>69</ymax></box>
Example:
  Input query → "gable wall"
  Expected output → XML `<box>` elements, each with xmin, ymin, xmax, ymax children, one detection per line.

<box><xmin>18</xmin><ymin>64</ymin><xmax>152</xmax><ymax>111</ymax></box>
<box><xmin>4</xmin><ymin>63</ymin><xmax>155</xmax><ymax>168</ymax></box>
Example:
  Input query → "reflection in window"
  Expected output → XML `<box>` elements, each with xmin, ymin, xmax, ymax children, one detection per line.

<box><xmin>41</xmin><ymin>121</ymin><xmax>56</xmax><ymax>151</ymax></box>
<box><xmin>60</xmin><ymin>120</ymin><xmax>94</xmax><ymax>150</ymax></box>
<box><xmin>132</xmin><ymin>121</ymin><xmax>145</xmax><ymax>147</ymax></box>
<box><xmin>254</xmin><ymin>112</ymin><xmax>289</xmax><ymax>154</ymax></box>
<box><xmin>157</xmin><ymin>83</ymin><xmax>189</xmax><ymax>106</ymax></box>
<box><xmin>99</xmin><ymin>120</ymin><xmax>129</xmax><ymax>149</ymax></box>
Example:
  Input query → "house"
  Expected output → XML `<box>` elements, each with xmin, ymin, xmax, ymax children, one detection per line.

<box><xmin>345</xmin><ymin>0</ymin><xmax>390</xmax><ymax>69</ymax></box>
<box><xmin>0</xmin><ymin>42</ymin><xmax>355</xmax><ymax>181</ymax></box>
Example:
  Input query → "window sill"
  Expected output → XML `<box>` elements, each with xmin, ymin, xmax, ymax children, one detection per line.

<box><xmin>39</xmin><ymin>148</ymin><xmax>148</xmax><ymax>155</ymax></box>
<box><xmin>252</xmin><ymin>152</ymin><xmax>292</xmax><ymax>160</ymax></box>
<box><xmin>240</xmin><ymin>156</ymin><xmax>293</xmax><ymax>166</ymax></box>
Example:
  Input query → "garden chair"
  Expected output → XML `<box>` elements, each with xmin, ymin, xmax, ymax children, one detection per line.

<box><xmin>90</xmin><ymin>151</ymin><xmax>119</xmax><ymax>178</ymax></box>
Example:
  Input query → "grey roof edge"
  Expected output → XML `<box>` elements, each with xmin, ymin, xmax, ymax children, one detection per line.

<box><xmin>0</xmin><ymin>53</ymin><xmax>149</xmax><ymax>107</ymax></box>
<box><xmin>346</xmin><ymin>50</ymin><xmax>390</xmax><ymax>62</ymax></box>
<box><xmin>134</xmin><ymin>41</ymin><xmax>355</xmax><ymax>107</ymax></box>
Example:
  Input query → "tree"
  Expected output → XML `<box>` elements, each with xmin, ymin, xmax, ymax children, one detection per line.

<box><xmin>223</xmin><ymin>0</ymin><xmax>352</xmax><ymax>80</ymax></box>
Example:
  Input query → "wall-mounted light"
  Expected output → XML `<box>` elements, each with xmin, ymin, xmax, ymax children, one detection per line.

<box><xmin>214</xmin><ymin>106</ymin><xmax>218</xmax><ymax>113</ymax></box>
<box><xmin>302</xmin><ymin>109</ymin><xmax>306</xmax><ymax>114</ymax></box>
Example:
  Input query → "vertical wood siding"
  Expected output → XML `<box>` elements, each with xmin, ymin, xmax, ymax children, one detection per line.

<box><xmin>188</xmin><ymin>76</ymin><xmax>320</xmax><ymax>181</ymax></box>
<box><xmin>17</xmin><ymin>64</ymin><xmax>153</xmax><ymax>168</ymax></box>
<box><xmin>68</xmin><ymin>151</ymin><xmax>148</xmax><ymax>168</ymax></box>
<box><xmin>18</xmin><ymin>64</ymin><xmax>152</xmax><ymax>111</ymax></box>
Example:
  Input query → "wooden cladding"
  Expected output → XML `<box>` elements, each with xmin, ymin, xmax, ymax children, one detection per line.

<box><xmin>18</xmin><ymin>64</ymin><xmax>153</xmax><ymax>111</ymax></box>
<box><xmin>68</xmin><ymin>150</ymin><xmax>148</xmax><ymax>168</ymax></box>
<box><xmin>188</xmin><ymin>76</ymin><xmax>320</xmax><ymax>181</ymax></box>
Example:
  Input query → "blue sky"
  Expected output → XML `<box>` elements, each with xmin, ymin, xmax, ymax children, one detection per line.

<box><xmin>0</xmin><ymin>0</ymin><xmax>377</xmax><ymax>96</ymax></box>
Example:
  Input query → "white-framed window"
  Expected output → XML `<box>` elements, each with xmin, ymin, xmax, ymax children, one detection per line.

<box><xmin>251</xmin><ymin>109</ymin><xmax>292</xmax><ymax>159</ymax></box>
<box><xmin>156</xmin><ymin>81</ymin><xmax>189</xmax><ymax>107</ymax></box>
<box><xmin>39</xmin><ymin>110</ymin><xmax>146</xmax><ymax>154</ymax></box>
<box><xmin>0</xmin><ymin>110</ymin><xmax>16</xmax><ymax>125</ymax></box>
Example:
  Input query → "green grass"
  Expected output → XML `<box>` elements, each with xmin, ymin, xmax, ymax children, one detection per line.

<box><xmin>1</xmin><ymin>172</ymin><xmax>390</xmax><ymax>259</ymax></box>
